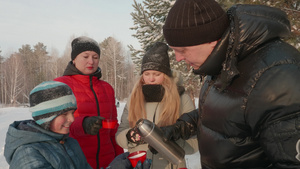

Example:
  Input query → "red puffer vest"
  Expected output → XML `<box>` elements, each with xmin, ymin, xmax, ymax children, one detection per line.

<box><xmin>55</xmin><ymin>74</ymin><xmax>124</xmax><ymax>169</ymax></box>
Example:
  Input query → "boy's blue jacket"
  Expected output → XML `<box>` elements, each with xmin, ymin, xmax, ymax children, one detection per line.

<box><xmin>4</xmin><ymin>120</ymin><xmax>92</xmax><ymax>169</ymax></box>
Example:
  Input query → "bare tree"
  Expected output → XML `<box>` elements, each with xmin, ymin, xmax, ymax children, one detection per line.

<box><xmin>48</xmin><ymin>48</ymin><xmax>60</xmax><ymax>78</ymax></box>
<box><xmin>56</xmin><ymin>35</ymin><xmax>76</xmax><ymax>77</ymax></box>
<box><xmin>5</xmin><ymin>53</ymin><xmax>24</xmax><ymax>106</ymax></box>
<box><xmin>0</xmin><ymin>50</ymin><xmax>6</xmax><ymax>105</ymax></box>
<box><xmin>100</xmin><ymin>37</ymin><xmax>136</xmax><ymax>100</ymax></box>
<box><xmin>100</xmin><ymin>37</ymin><xmax>123</xmax><ymax>95</ymax></box>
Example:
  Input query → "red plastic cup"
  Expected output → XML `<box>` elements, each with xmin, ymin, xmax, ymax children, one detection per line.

<box><xmin>128</xmin><ymin>151</ymin><xmax>147</xmax><ymax>167</ymax></box>
<box><xmin>102</xmin><ymin>119</ymin><xmax>118</xmax><ymax>129</ymax></box>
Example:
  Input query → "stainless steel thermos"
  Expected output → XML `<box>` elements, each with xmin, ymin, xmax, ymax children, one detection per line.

<box><xmin>135</xmin><ymin>118</ymin><xmax>185</xmax><ymax>165</ymax></box>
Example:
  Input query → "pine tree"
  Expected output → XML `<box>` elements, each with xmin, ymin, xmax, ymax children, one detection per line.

<box><xmin>129</xmin><ymin>0</ymin><xmax>172</xmax><ymax>72</ymax></box>
<box><xmin>129</xmin><ymin>0</ymin><xmax>201</xmax><ymax>97</ymax></box>
<box><xmin>129</xmin><ymin>0</ymin><xmax>299</xmax><ymax>99</ymax></box>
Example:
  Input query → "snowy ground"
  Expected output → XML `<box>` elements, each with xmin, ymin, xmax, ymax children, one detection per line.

<box><xmin>0</xmin><ymin>102</ymin><xmax>201</xmax><ymax>169</ymax></box>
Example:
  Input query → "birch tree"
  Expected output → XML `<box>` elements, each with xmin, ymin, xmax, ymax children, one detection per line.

<box><xmin>5</xmin><ymin>53</ymin><xmax>24</xmax><ymax>105</ymax></box>
<box><xmin>100</xmin><ymin>37</ymin><xmax>135</xmax><ymax>100</ymax></box>
<box><xmin>0</xmin><ymin>49</ymin><xmax>5</xmax><ymax>104</ymax></box>
<box><xmin>100</xmin><ymin>37</ymin><xmax>125</xmax><ymax>98</ymax></box>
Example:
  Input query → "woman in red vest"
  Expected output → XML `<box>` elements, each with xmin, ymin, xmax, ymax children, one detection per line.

<box><xmin>55</xmin><ymin>36</ymin><xmax>124</xmax><ymax>169</ymax></box>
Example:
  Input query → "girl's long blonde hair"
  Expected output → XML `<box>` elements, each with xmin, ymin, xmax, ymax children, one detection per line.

<box><xmin>128</xmin><ymin>74</ymin><xmax>180</xmax><ymax>127</ymax></box>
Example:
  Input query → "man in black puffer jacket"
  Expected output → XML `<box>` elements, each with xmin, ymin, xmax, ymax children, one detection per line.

<box><xmin>161</xmin><ymin>0</ymin><xmax>300</xmax><ymax>168</ymax></box>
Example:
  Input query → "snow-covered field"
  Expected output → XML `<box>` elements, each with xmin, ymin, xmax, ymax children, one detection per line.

<box><xmin>0</xmin><ymin>102</ymin><xmax>201</xmax><ymax>169</ymax></box>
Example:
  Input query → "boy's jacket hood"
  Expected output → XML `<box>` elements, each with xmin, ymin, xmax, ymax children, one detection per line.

<box><xmin>4</xmin><ymin>120</ymin><xmax>67</xmax><ymax>163</ymax></box>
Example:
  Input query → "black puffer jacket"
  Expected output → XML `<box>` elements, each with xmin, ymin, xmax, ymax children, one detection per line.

<box><xmin>184</xmin><ymin>4</ymin><xmax>300</xmax><ymax>169</ymax></box>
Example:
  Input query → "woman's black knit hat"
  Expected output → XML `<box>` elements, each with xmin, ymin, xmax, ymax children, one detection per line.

<box><xmin>163</xmin><ymin>0</ymin><xmax>229</xmax><ymax>47</ymax></box>
<box><xmin>141</xmin><ymin>42</ymin><xmax>172</xmax><ymax>77</ymax></box>
<box><xmin>71</xmin><ymin>36</ymin><xmax>101</xmax><ymax>60</ymax></box>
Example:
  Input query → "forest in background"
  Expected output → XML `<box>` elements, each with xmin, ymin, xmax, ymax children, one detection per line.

<box><xmin>0</xmin><ymin>0</ymin><xmax>299</xmax><ymax>106</ymax></box>
<box><xmin>0</xmin><ymin>36</ymin><xmax>135</xmax><ymax>106</ymax></box>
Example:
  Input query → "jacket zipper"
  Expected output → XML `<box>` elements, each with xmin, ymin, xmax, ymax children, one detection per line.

<box><xmin>60</xmin><ymin>138</ymin><xmax>76</xmax><ymax>169</ymax></box>
<box><xmin>90</xmin><ymin>76</ymin><xmax>101</xmax><ymax>169</ymax></box>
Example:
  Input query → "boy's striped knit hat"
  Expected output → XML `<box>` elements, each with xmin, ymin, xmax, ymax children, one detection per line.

<box><xmin>29</xmin><ymin>81</ymin><xmax>77</xmax><ymax>130</ymax></box>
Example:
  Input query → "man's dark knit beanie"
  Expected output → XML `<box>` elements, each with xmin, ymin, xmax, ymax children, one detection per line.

<box><xmin>163</xmin><ymin>0</ymin><xmax>229</xmax><ymax>47</ymax></box>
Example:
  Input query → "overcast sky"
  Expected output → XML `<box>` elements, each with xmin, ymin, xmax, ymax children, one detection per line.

<box><xmin>0</xmin><ymin>0</ymin><xmax>141</xmax><ymax>56</ymax></box>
